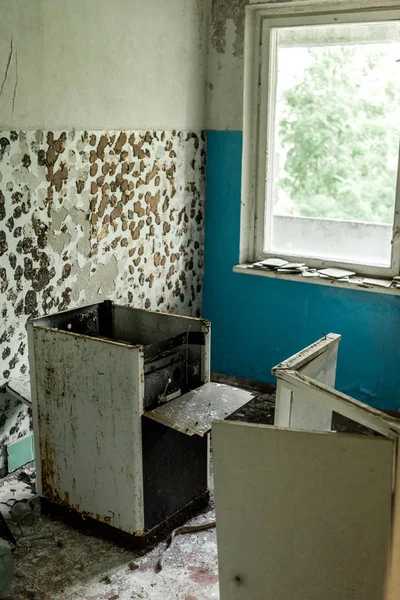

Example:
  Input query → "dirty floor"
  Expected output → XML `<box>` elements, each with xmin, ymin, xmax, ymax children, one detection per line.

<box><xmin>0</xmin><ymin>390</ymin><xmax>374</xmax><ymax>600</ymax></box>
<box><xmin>0</xmin><ymin>392</ymin><xmax>279</xmax><ymax>600</ymax></box>
<box><xmin>0</xmin><ymin>463</ymin><xmax>218</xmax><ymax>600</ymax></box>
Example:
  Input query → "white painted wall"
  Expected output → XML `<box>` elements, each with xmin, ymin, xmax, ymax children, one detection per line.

<box><xmin>0</xmin><ymin>0</ymin><xmax>208</xmax><ymax>130</ymax></box>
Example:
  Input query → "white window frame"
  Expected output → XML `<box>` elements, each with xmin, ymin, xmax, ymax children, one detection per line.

<box><xmin>240</xmin><ymin>0</ymin><xmax>400</xmax><ymax>278</ymax></box>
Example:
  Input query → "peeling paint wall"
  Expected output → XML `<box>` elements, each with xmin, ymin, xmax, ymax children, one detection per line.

<box><xmin>207</xmin><ymin>0</ymin><xmax>246</xmax><ymax>130</ymax></box>
<box><xmin>0</xmin><ymin>129</ymin><xmax>205</xmax><ymax>381</ymax></box>
<box><xmin>210</xmin><ymin>0</ymin><xmax>248</xmax><ymax>58</ymax></box>
<box><xmin>0</xmin><ymin>0</ymin><xmax>208</xmax><ymax>470</ymax></box>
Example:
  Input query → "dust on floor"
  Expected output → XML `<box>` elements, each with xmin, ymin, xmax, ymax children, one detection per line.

<box><xmin>0</xmin><ymin>464</ymin><xmax>218</xmax><ymax>600</ymax></box>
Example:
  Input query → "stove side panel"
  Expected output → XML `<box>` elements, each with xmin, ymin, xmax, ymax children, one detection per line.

<box><xmin>29</xmin><ymin>325</ymin><xmax>145</xmax><ymax>535</ymax></box>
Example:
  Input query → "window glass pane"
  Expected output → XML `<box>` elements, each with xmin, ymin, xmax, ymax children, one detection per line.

<box><xmin>266</xmin><ymin>21</ymin><xmax>400</xmax><ymax>268</ymax></box>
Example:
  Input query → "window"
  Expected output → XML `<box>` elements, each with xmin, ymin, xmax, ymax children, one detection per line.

<box><xmin>241</xmin><ymin>2</ymin><xmax>400</xmax><ymax>277</ymax></box>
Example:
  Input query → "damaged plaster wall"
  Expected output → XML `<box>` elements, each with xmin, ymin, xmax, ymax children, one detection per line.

<box><xmin>0</xmin><ymin>0</ymin><xmax>208</xmax><ymax>472</ymax></box>
<box><xmin>207</xmin><ymin>0</ymin><xmax>250</xmax><ymax>130</ymax></box>
<box><xmin>0</xmin><ymin>129</ymin><xmax>205</xmax><ymax>381</ymax></box>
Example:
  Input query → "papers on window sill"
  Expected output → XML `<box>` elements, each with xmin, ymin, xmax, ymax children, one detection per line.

<box><xmin>251</xmin><ymin>259</ymin><xmax>307</xmax><ymax>274</ymax></box>
<box><xmin>249</xmin><ymin>258</ymin><xmax>398</xmax><ymax>289</ymax></box>
<box><xmin>362</xmin><ymin>277</ymin><xmax>393</xmax><ymax>288</ymax></box>
<box><xmin>318</xmin><ymin>267</ymin><xmax>356</xmax><ymax>279</ymax></box>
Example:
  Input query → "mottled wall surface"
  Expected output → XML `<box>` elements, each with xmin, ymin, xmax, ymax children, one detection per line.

<box><xmin>210</xmin><ymin>0</ymin><xmax>247</xmax><ymax>57</ymax></box>
<box><xmin>0</xmin><ymin>129</ymin><xmax>205</xmax><ymax>381</ymax></box>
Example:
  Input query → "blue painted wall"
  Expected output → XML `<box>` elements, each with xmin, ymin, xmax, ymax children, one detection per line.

<box><xmin>202</xmin><ymin>131</ymin><xmax>400</xmax><ymax>410</ymax></box>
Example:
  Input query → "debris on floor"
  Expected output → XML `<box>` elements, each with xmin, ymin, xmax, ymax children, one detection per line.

<box><xmin>228</xmin><ymin>393</ymin><xmax>275</xmax><ymax>424</ymax></box>
<box><xmin>0</xmin><ymin>463</ymin><xmax>219</xmax><ymax>600</ymax></box>
<box><xmin>0</xmin><ymin>537</ymin><xmax>14</xmax><ymax>596</ymax></box>
<box><xmin>156</xmin><ymin>520</ymin><xmax>216</xmax><ymax>573</ymax></box>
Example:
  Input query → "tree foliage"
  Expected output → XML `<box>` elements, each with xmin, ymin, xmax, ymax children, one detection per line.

<box><xmin>277</xmin><ymin>46</ymin><xmax>400</xmax><ymax>224</ymax></box>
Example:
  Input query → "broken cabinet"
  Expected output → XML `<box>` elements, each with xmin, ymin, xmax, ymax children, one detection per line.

<box><xmin>213</xmin><ymin>334</ymin><xmax>400</xmax><ymax>600</ymax></box>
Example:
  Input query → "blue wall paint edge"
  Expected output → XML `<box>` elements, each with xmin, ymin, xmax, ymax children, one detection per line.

<box><xmin>202</xmin><ymin>130</ymin><xmax>400</xmax><ymax>410</ymax></box>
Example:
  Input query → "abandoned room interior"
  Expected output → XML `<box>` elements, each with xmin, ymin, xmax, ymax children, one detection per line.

<box><xmin>3</xmin><ymin>0</ymin><xmax>400</xmax><ymax>598</ymax></box>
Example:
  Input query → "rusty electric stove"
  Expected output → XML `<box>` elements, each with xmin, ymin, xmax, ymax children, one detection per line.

<box><xmin>27</xmin><ymin>301</ymin><xmax>254</xmax><ymax>551</ymax></box>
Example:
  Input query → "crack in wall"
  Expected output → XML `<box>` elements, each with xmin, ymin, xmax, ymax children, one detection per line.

<box><xmin>0</xmin><ymin>37</ymin><xmax>13</xmax><ymax>99</ymax></box>
<box><xmin>11</xmin><ymin>49</ymin><xmax>18</xmax><ymax>118</ymax></box>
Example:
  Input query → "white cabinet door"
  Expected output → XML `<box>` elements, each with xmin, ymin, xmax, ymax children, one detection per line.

<box><xmin>213</xmin><ymin>420</ymin><xmax>393</xmax><ymax>600</ymax></box>
<box><xmin>273</xmin><ymin>333</ymin><xmax>340</xmax><ymax>431</ymax></box>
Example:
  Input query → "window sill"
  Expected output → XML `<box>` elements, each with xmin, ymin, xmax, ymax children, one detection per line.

<box><xmin>233</xmin><ymin>264</ymin><xmax>400</xmax><ymax>297</ymax></box>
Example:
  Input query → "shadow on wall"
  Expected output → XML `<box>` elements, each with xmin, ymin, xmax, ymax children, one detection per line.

<box><xmin>202</xmin><ymin>130</ymin><xmax>400</xmax><ymax>410</ymax></box>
